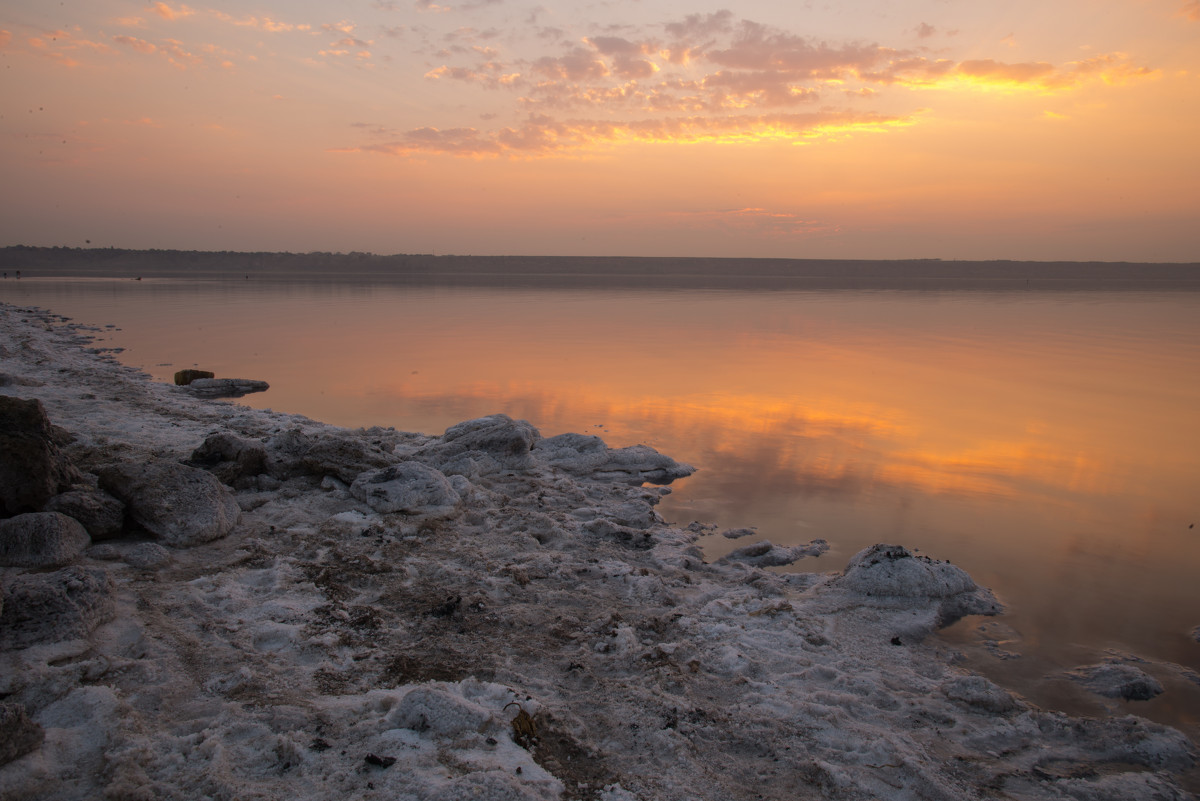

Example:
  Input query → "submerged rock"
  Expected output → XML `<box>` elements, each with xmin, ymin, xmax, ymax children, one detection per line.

<box><xmin>0</xmin><ymin>566</ymin><xmax>115</xmax><ymax>649</ymax></box>
<box><xmin>0</xmin><ymin>395</ymin><xmax>80</xmax><ymax>516</ymax></box>
<box><xmin>0</xmin><ymin>511</ymin><xmax>90</xmax><ymax>568</ymax></box>
<box><xmin>98</xmin><ymin>461</ymin><xmax>240</xmax><ymax>546</ymax></box>
<box><xmin>43</xmin><ymin>486</ymin><xmax>125</xmax><ymax>540</ymax></box>
<box><xmin>1065</xmin><ymin>662</ymin><xmax>1165</xmax><ymax>701</ymax></box>
<box><xmin>350</xmin><ymin>462</ymin><xmax>461</xmax><ymax>516</ymax></box>
<box><xmin>534</xmin><ymin>433</ymin><xmax>695</xmax><ymax>485</ymax></box>
<box><xmin>185</xmin><ymin>377</ymin><xmax>269</xmax><ymax>398</ymax></box>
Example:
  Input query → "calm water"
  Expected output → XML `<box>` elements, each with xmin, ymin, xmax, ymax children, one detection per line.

<box><xmin>4</xmin><ymin>275</ymin><xmax>1200</xmax><ymax>735</ymax></box>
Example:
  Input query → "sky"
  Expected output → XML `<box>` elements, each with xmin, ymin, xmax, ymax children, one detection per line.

<box><xmin>1</xmin><ymin>0</ymin><xmax>1198</xmax><ymax>261</ymax></box>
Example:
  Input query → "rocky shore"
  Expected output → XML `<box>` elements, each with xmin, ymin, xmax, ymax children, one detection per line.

<box><xmin>1</xmin><ymin>302</ymin><xmax>1196</xmax><ymax>800</ymax></box>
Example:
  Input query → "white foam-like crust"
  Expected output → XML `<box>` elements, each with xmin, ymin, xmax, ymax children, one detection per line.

<box><xmin>1</xmin><ymin>302</ymin><xmax>1195</xmax><ymax>800</ymax></box>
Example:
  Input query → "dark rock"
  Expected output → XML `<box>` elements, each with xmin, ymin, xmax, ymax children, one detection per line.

<box><xmin>98</xmin><ymin>461</ymin><xmax>240</xmax><ymax>546</ymax></box>
<box><xmin>266</xmin><ymin>428</ymin><xmax>395</xmax><ymax>484</ymax></box>
<box><xmin>0</xmin><ymin>511</ymin><xmax>90</xmax><ymax>567</ymax></box>
<box><xmin>1064</xmin><ymin>662</ymin><xmax>1164</xmax><ymax>701</ymax></box>
<box><xmin>185</xmin><ymin>378</ymin><xmax>269</xmax><ymax>398</ymax></box>
<box><xmin>43</xmin><ymin>486</ymin><xmax>125</xmax><ymax>540</ymax></box>
<box><xmin>0</xmin><ymin>566</ymin><xmax>115</xmax><ymax>649</ymax></box>
<box><xmin>0</xmin><ymin>703</ymin><xmax>44</xmax><ymax>766</ymax></box>
<box><xmin>0</xmin><ymin>396</ymin><xmax>81</xmax><ymax>516</ymax></box>
<box><xmin>350</xmin><ymin>462</ymin><xmax>461</xmax><ymax>515</ymax></box>
<box><xmin>174</xmin><ymin>369</ymin><xmax>215</xmax><ymax>385</ymax></box>
<box><xmin>188</xmin><ymin>432</ymin><xmax>268</xmax><ymax>485</ymax></box>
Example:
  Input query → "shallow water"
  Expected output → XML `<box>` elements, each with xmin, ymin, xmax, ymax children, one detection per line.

<box><xmin>4</xmin><ymin>274</ymin><xmax>1200</xmax><ymax>733</ymax></box>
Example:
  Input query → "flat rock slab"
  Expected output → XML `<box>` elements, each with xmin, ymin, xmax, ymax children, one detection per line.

<box><xmin>185</xmin><ymin>378</ymin><xmax>269</xmax><ymax>398</ymax></box>
<box><xmin>0</xmin><ymin>566</ymin><xmax>115</xmax><ymax>649</ymax></box>
<box><xmin>0</xmin><ymin>512</ymin><xmax>90</xmax><ymax>568</ymax></box>
<box><xmin>97</xmin><ymin>461</ymin><xmax>240</xmax><ymax>546</ymax></box>
<box><xmin>534</xmin><ymin>433</ymin><xmax>695</xmax><ymax>485</ymax></box>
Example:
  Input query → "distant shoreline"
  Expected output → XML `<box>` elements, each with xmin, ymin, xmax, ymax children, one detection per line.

<box><xmin>2</xmin><ymin>245</ymin><xmax>1199</xmax><ymax>289</ymax></box>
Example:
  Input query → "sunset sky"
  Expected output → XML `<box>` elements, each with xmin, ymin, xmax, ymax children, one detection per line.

<box><xmin>2</xmin><ymin>0</ymin><xmax>1198</xmax><ymax>260</ymax></box>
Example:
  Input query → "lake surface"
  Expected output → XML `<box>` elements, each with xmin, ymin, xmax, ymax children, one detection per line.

<box><xmin>4</xmin><ymin>274</ymin><xmax>1199</xmax><ymax>735</ymax></box>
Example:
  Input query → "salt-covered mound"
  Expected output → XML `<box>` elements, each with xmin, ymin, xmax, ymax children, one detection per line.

<box><xmin>821</xmin><ymin>543</ymin><xmax>1004</xmax><ymax>639</ymax></box>
<box><xmin>0</xmin><ymin>303</ymin><xmax>1195</xmax><ymax>801</ymax></box>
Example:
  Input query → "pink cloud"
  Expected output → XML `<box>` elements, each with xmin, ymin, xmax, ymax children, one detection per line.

<box><xmin>151</xmin><ymin>3</ymin><xmax>194</xmax><ymax>21</ymax></box>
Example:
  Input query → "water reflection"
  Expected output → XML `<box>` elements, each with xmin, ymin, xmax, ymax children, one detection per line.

<box><xmin>4</xmin><ymin>276</ymin><xmax>1199</xmax><ymax>732</ymax></box>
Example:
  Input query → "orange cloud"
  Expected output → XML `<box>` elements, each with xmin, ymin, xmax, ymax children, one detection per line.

<box><xmin>349</xmin><ymin>109</ymin><xmax>909</xmax><ymax>158</ymax></box>
<box><xmin>862</xmin><ymin>53</ymin><xmax>1157</xmax><ymax>91</ymax></box>
<box><xmin>1181</xmin><ymin>1</ymin><xmax>1200</xmax><ymax>21</ymax></box>
<box><xmin>0</xmin><ymin>30</ymin><xmax>11</xmax><ymax>48</ymax></box>
<box><xmin>151</xmin><ymin>2</ymin><xmax>194</xmax><ymax>22</ymax></box>
<box><xmin>210</xmin><ymin>11</ymin><xmax>311</xmax><ymax>33</ymax></box>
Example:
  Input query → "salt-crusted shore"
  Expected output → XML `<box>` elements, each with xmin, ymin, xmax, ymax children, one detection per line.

<box><xmin>1</xmin><ymin>302</ymin><xmax>1196</xmax><ymax>801</ymax></box>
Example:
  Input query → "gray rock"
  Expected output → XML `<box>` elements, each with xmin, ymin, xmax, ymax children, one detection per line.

<box><xmin>416</xmin><ymin>414</ymin><xmax>541</xmax><ymax>472</ymax></box>
<box><xmin>943</xmin><ymin>675</ymin><xmax>1022</xmax><ymax>714</ymax></box>
<box><xmin>0</xmin><ymin>512</ymin><xmax>90</xmax><ymax>567</ymax></box>
<box><xmin>834</xmin><ymin>544</ymin><xmax>1003</xmax><ymax>629</ymax></box>
<box><xmin>718</xmin><ymin>539</ymin><xmax>829</xmax><ymax>567</ymax></box>
<box><xmin>266</xmin><ymin>428</ymin><xmax>395</xmax><ymax>483</ymax></box>
<box><xmin>185</xmin><ymin>377</ymin><xmax>269</xmax><ymax>398</ymax></box>
<box><xmin>350</xmin><ymin>462</ymin><xmax>461</xmax><ymax>515</ymax></box>
<box><xmin>124</xmin><ymin>542</ymin><xmax>171</xmax><ymax>569</ymax></box>
<box><xmin>0</xmin><ymin>566</ymin><xmax>115</xmax><ymax>649</ymax></box>
<box><xmin>43</xmin><ymin>486</ymin><xmax>125</xmax><ymax>540</ymax></box>
<box><xmin>0</xmin><ymin>396</ymin><xmax>81</xmax><ymax>515</ymax></box>
<box><xmin>0</xmin><ymin>702</ymin><xmax>44</xmax><ymax>766</ymax></box>
<box><xmin>98</xmin><ymin>461</ymin><xmax>240</xmax><ymax>546</ymax></box>
<box><xmin>534</xmin><ymin>433</ymin><xmax>695</xmax><ymax>485</ymax></box>
<box><xmin>188</xmin><ymin>431</ymin><xmax>268</xmax><ymax>485</ymax></box>
<box><xmin>1064</xmin><ymin>662</ymin><xmax>1164</xmax><ymax>701</ymax></box>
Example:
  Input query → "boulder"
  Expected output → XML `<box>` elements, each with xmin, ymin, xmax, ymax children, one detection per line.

<box><xmin>188</xmin><ymin>431</ymin><xmax>268</xmax><ymax>485</ymax></box>
<box><xmin>0</xmin><ymin>566</ymin><xmax>115</xmax><ymax>649</ymax></box>
<box><xmin>0</xmin><ymin>703</ymin><xmax>44</xmax><ymax>766</ymax></box>
<box><xmin>832</xmin><ymin>544</ymin><xmax>1003</xmax><ymax>632</ymax></box>
<box><xmin>173</xmin><ymin>369</ymin><xmax>214</xmax><ymax>385</ymax></box>
<box><xmin>0</xmin><ymin>396</ymin><xmax>81</xmax><ymax>516</ymax></box>
<box><xmin>0</xmin><ymin>512</ymin><xmax>90</xmax><ymax>567</ymax></box>
<box><xmin>185</xmin><ymin>378</ymin><xmax>269</xmax><ymax>398</ymax></box>
<box><xmin>97</xmin><ymin>461</ymin><xmax>240</xmax><ymax>546</ymax></box>
<box><xmin>533</xmin><ymin>433</ymin><xmax>695</xmax><ymax>485</ymax></box>
<box><xmin>415</xmin><ymin>414</ymin><xmax>541</xmax><ymax>472</ymax></box>
<box><xmin>266</xmin><ymin>428</ymin><xmax>396</xmax><ymax>483</ymax></box>
<box><xmin>350</xmin><ymin>462</ymin><xmax>461</xmax><ymax>516</ymax></box>
<box><xmin>1064</xmin><ymin>662</ymin><xmax>1164</xmax><ymax>701</ymax></box>
<box><xmin>43</xmin><ymin>486</ymin><xmax>125</xmax><ymax>540</ymax></box>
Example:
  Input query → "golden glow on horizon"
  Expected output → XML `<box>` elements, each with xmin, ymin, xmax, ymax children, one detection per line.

<box><xmin>1</xmin><ymin>1</ymin><xmax>1197</xmax><ymax>258</ymax></box>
